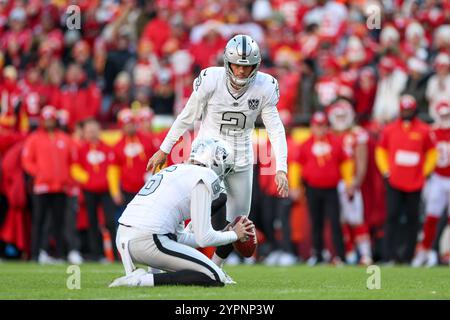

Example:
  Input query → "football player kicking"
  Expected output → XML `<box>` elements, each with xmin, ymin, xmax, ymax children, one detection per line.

<box><xmin>109</xmin><ymin>138</ymin><xmax>255</xmax><ymax>287</ymax></box>
<box><xmin>146</xmin><ymin>35</ymin><xmax>288</xmax><ymax>273</ymax></box>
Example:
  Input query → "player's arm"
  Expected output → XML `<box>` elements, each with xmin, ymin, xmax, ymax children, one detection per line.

<box><xmin>190</xmin><ymin>181</ymin><xmax>238</xmax><ymax>248</ymax></box>
<box><xmin>147</xmin><ymin>72</ymin><xmax>212</xmax><ymax>173</ymax></box>
<box><xmin>159</xmin><ymin>72</ymin><xmax>212</xmax><ymax>155</ymax></box>
<box><xmin>354</xmin><ymin>135</ymin><xmax>368</xmax><ymax>188</ymax></box>
<box><xmin>260</xmin><ymin>78</ymin><xmax>288</xmax><ymax>196</ymax></box>
<box><xmin>175</xmin><ymin>223</ymin><xmax>198</xmax><ymax>248</ymax></box>
<box><xmin>21</xmin><ymin>136</ymin><xmax>38</xmax><ymax>177</ymax></box>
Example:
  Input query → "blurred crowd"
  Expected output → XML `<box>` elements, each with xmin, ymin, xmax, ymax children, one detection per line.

<box><xmin>0</xmin><ymin>0</ymin><xmax>450</xmax><ymax>266</ymax></box>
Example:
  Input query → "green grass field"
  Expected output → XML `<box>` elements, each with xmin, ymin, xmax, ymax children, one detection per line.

<box><xmin>0</xmin><ymin>262</ymin><xmax>449</xmax><ymax>300</ymax></box>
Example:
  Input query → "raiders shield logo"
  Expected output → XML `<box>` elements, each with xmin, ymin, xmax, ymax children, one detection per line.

<box><xmin>248</xmin><ymin>99</ymin><xmax>260</xmax><ymax>110</ymax></box>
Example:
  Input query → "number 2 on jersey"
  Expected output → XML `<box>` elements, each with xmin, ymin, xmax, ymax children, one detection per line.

<box><xmin>220</xmin><ymin>112</ymin><xmax>247</xmax><ymax>135</ymax></box>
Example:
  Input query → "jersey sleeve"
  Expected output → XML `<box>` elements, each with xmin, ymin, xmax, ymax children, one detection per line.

<box><xmin>190</xmin><ymin>181</ymin><xmax>238</xmax><ymax>248</ymax></box>
<box><xmin>160</xmin><ymin>68</ymin><xmax>216</xmax><ymax>154</ymax></box>
<box><xmin>260</xmin><ymin>77</ymin><xmax>288</xmax><ymax>173</ymax></box>
<box><xmin>199</xmin><ymin>169</ymin><xmax>221</xmax><ymax>201</ymax></box>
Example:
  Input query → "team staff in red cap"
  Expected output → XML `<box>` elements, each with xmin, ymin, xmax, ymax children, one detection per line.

<box><xmin>111</xmin><ymin>108</ymin><xmax>157</xmax><ymax>206</ymax></box>
<box><xmin>70</xmin><ymin>118</ymin><xmax>119</xmax><ymax>261</ymax></box>
<box><xmin>376</xmin><ymin>95</ymin><xmax>437</xmax><ymax>263</ymax></box>
<box><xmin>22</xmin><ymin>105</ymin><xmax>75</xmax><ymax>262</ymax></box>
<box><xmin>291</xmin><ymin>111</ymin><xmax>354</xmax><ymax>265</ymax></box>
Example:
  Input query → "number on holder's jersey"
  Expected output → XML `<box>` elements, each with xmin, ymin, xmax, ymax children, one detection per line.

<box><xmin>137</xmin><ymin>165</ymin><xmax>178</xmax><ymax>196</ymax></box>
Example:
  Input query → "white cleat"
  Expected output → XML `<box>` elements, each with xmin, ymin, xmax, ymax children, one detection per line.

<box><xmin>360</xmin><ymin>255</ymin><xmax>373</xmax><ymax>266</ymax></box>
<box><xmin>345</xmin><ymin>251</ymin><xmax>358</xmax><ymax>265</ymax></box>
<box><xmin>411</xmin><ymin>249</ymin><xmax>428</xmax><ymax>267</ymax></box>
<box><xmin>263</xmin><ymin>250</ymin><xmax>282</xmax><ymax>266</ymax></box>
<box><xmin>243</xmin><ymin>256</ymin><xmax>256</xmax><ymax>265</ymax></box>
<box><xmin>222</xmin><ymin>269</ymin><xmax>237</xmax><ymax>285</ymax></box>
<box><xmin>109</xmin><ymin>268</ymin><xmax>147</xmax><ymax>288</ymax></box>
<box><xmin>38</xmin><ymin>250</ymin><xmax>63</xmax><ymax>265</ymax></box>
<box><xmin>68</xmin><ymin>250</ymin><xmax>84</xmax><ymax>265</ymax></box>
<box><xmin>277</xmin><ymin>252</ymin><xmax>298</xmax><ymax>266</ymax></box>
<box><xmin>307</xmin><ymin>256</ymin><xmax>320</xmax><ymax>267</ymax></box>
<box><xmin>426</xmin><ymin>250</ymin><xmax>439</xmax><ymax>267</ymax></box>
<box><xmin>225</xmin><ymin>252</ymin><xmax>241</xmax><ymax>266</ymax></box>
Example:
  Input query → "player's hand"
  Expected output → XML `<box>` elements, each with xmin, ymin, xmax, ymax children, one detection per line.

<box><xmin>289</xmin><ymin>188</ymin><xmax>302</xmax><ymax>202</ymax></box>
<box><xmin>112</xmin><ymin>192</ymin><xmax>124</xmax><ymax>206</ymax></box>
<box><xmin>146</xmin><ymin>149</ymin><xmax>168</xmax><ymax>174</ymax></box>
<box><xmin>275</xmin><ymin>171</ymin><xmax>289</xmax><ymax>198</ymax></box>
<box><xmin>345</xmin><ymin>183</ymin><xmax>356</xmax><ymax>201</ymax></box>
<box><xmin>231</xmin><ymin>217</ymin><xmax>255</xmax><ymax>242</ymax></box>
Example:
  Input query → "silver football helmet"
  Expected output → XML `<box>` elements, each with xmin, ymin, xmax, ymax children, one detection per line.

<box><xmin>223</xmin><ymin>34</ymin><xmax>261</xmax><ymax>89</ymax></box>
<box><xmin>189</xmin><ymin>137</ymin><xmax>234</xmax><ymax>180</ymax></box>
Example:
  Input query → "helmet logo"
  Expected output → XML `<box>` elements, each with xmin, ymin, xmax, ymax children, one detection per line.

<box><xmin>215</xmin><ymin>146</ymin><xmax>228</xmax><ymax>161</ymax></box>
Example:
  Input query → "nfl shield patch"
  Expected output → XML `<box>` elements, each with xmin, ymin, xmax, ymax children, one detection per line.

<box><xmin>248</xmin><ymin>99</ymin><xmax>260</xmax><ymax>110</ymax></box>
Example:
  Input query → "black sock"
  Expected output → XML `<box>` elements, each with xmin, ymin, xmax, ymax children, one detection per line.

<box><xmin>154</xmin><ymin>270</ymin><xmax>224</xmax><ymax>287</ymax></box>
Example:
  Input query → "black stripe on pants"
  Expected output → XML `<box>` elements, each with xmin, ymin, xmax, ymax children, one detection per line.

<box><xmin>152</xmin><ymin>234</ymin><xmax>223</xmax><ymax>287</ymax></box>
<box><xmin>305</xmin><ymin>184</ymin><xmax>345</xmax><ymax>261</ymax></box>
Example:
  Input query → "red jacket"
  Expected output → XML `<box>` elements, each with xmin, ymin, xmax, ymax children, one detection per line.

<box><xmin>378</xmin><ymin>118</ymin><xmax>435</xmax><ymax>191</ymax></box>
<box><xmin>298</xmin><ymin>133</ymin><xmax>348</xmax><ymax>188</ymax></box>
<box><xmin>75</xmin><ymin>140</ymin><xmax>115</xmax><ymax>193</ymax></box>
<box><xmin>60</xmin><ymin>83</ymin><xmax>101</xmax><ymax>129</ymax></box>
<box><xmin>22</xmin><ymin>129</ymin><xmax>74</xmax><ymax>194</ymax></box>
<box><xmin>114</xmin><ymin>132</ymin><xmax>157</xmax><ymax>193</ymax></box>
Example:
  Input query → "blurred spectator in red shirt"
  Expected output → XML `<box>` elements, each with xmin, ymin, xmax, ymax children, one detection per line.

<box><xmin>71</xmin><ymin>118</ymin><xmax>119</xmax><ymax>261</ymax></box>
<box><xmin>354</xmin><ymin>67</ymin><xmax>377</xmax><ymax>126</ymax></box>
<box><xmin>101</xmin><ymin>71</ymin><xmax>133</xmax><ymax>126</ymax></box>
<box><xmin>112</xmin><ymin>108</ymin><xmax>156</xmax><ymax>206</ymax></box>
<box><xmin>402</xmin><ymin>57</ymin><xmax>432</xmax><ymax>122</ymax></box>
<box><xmin>372</xmin><ymin>56</ymin><xmax>408</xmax><ymax>124</ymax></box>
<box><xmin>34</xmin><ymin>4</ymin><xmax>64</xmax><ymax>59</ymax></box>
<box><xmin>22</xmin><ymin>106</ymin><xmax>74</xmax><ymax>262</ymax></box>
<box><xmin>413</xmin><ymin>101</ymin><xmax>450</xmax><ymax>267</ymax></box>
<box><xmin>1</xmin><ymin>7</ymin><xmax>32</xmax><ymax>69</ymax></box>
<box><xmin>376</xmin><ymin>95</ymin><xmax>437</xmax><ymax>263</ymax></box>
<box><xmin>426</xmin><ymin>52</ymin><xmax>450</xmax><ymax>120</ymax></box>
<box><xmin>72</xmin><ymin>40</ymin><xmax>96</xmax><ymax>82</ymax></box>
<box><xmin>60</xmin><ymin>64</ymin><xmax>101</xmax><ymax>130</ymax></box>
<box><xmin>328</xmin><ymin>100</ymin><xmax>373</xmax><ymax>265</ymax></box>
<box><xmin>18</xmin><ymin>66</ymin><xmax>47</xmax><ymax>132</ymax></box>
<box><xmin>127</xmin><ymin>39</ymin><xmax>160</xmax><ymax>95</ymax></box>
<box><xmin>294</xmin><ymin>111</ymin><xmax>354</xmax><ymax>265</ymax></box>
<box><xmin>0</xmin><ymin>65</ymin><xmax>21</xmax><ymax>129</ymax></box>
<box><xmin>141</xmin><ymin>4</ymin><xmax>172</xmax><ymax>58</ymax></box>
<box><xmin>189</xmin><ymin>25</ymin><xmax>226</xmax><ymax>70</ymax></box>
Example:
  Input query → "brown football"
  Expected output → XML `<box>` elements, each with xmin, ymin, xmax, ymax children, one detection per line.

<box><xmin>231</xmin><ymin>215</ymin><xmax>257</xmax><ymax>258</ymax></box>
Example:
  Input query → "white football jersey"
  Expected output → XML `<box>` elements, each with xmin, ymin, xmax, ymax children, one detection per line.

<box><xmin>119</xmin><ymin>164</ymin><xmax>220</xmax><ymax>234</ymax></box>
<box><xmin>160</xmin><ymin>67</ymin><xmax>287</xmax><ymax>172</ymax></box>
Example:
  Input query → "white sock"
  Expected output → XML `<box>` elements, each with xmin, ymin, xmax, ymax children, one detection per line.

<box><xmin>357</xmin><ymin>240</ymin><xmax>372</xmax><ymax>258</ymax></box>
<box><xmin>148</xmin><ymin>267</ymin><xmax>163</xmax><ymax>274</ymax></box>
<box><xmin>212</xmin><ymin>253</ymin><xmax>225</xmax><ymax>268</ymax></box>
<box><xmin>139</xmin><ymin>273</ymin><xmax>155</xmax><ymax>287</ymax></box>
